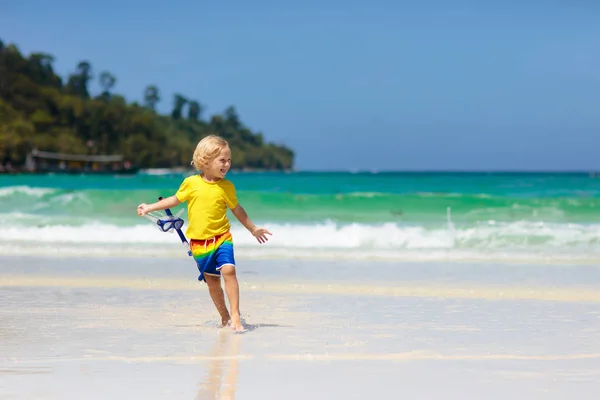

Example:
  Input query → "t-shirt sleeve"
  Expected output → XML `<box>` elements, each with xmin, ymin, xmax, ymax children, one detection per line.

<box><xmin>222</xmin><ymin>181</ymin><xmax>238</xmax><ymax>209</ymax></box>
<box><xmin>175</xmin><ymin>178</ymin><xmax>190</xmax><ymax>202</ymax></box>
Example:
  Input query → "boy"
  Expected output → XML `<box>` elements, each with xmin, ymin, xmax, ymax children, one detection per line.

<box><xmin>137</xmin><ymin>135</ymin><xmax>271</xmax><ymax>332</ymax></box>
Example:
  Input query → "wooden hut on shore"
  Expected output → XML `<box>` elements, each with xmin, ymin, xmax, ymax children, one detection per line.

<box><xmin>23</xmin><ymin>149</ymin><xmax>138</xmax><ymax>174</ymax></box>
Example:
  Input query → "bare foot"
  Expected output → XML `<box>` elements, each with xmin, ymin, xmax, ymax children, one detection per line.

<box><xmin>220</xmin><ymin>318</ymin><xmax>231</xmax><ymax>328</ymax></box>
<box><xmin>230</xmin><ymin>315</ymin><xmax>245</xmax><ymax>332</ymax></box>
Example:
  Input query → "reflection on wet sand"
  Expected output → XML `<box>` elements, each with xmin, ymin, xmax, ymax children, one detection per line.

<box><xmin>195</xmin><ymin>331</ymin><xmax>241</xmax><ymax>400</ymax></box>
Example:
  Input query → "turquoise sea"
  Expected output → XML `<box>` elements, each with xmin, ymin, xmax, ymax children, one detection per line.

<box><xmin>2</xmin><ymin>171</ymin><xmax>600</xmax><ymax>262</ymax></box>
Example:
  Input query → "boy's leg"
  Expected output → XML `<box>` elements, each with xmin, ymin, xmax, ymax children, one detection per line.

<box><xmin>192</xmin><ymin>239</ymin><xmax>231</xmax><ymax>327</ymax></box>
<box><xmin>214</xmin><ymin>234</ymin><xmax>243</xmax><ymax>331</ymax></box>
<box><xmin>219</xmin><ymin>264</ymin><xmax>242</xmax><ymax>331</ymax></box>
<box><xmin>204</xmin><ymin>274</ymin><xmax>230</xmax><ymax>326</ymax></box>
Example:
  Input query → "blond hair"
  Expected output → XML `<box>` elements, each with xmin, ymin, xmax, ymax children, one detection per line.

<box><xmin>191</xmin><ymin>135</ymin><xmax>229</xmax><ymax>171</ymax></box>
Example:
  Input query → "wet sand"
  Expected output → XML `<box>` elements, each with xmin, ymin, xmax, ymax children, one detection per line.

<box><xmin>2</xmin><ymin>256</ymin><xmax>600</xmax><ymax>399</ymax></box>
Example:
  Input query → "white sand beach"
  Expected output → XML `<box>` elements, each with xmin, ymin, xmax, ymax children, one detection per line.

<box><xmin>2</xmin><ymin>255</ymin><xmax>600</xmax><ymax>399</ymax></box>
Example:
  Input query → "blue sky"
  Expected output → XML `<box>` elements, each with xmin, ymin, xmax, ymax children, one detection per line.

<box><xmin>2</xmin><ymin>0</ymin><xmax>600</xmax><ymax>171</ymax></box>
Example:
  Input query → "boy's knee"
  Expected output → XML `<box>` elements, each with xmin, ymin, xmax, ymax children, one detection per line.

<box><xmin>219</xmin><ymin>264</ymin><xmax>236</xmax><ymax>277</ymax></box>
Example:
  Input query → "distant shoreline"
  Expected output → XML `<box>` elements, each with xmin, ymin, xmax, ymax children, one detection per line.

<box><xmin>145</xmin><ymin>168</ymin><xmax>598</xmax><ymax>175</ymax></box>
<box><xmin>1</xmin><ymin>169</ymin><xmax>599</xmax><ymax>177</ymax></box>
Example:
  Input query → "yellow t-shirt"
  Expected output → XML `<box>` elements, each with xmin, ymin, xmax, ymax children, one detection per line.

<box><xmin>175</xmin><ymin>175</ymin><xmax>238</xmax><ymax>240</ymax></box>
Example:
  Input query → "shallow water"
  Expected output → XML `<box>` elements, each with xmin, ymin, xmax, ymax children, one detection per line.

<box><xmin>2</xmin><ymin>256</ymin><xmax>600</xmax><ymax>399</ymax></box>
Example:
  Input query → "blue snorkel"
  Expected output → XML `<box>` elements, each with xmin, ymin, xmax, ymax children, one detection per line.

<box><xmin>155</xmin><ymin>196</ymin><xmax>192</xmax><ymax>257</ymax></box>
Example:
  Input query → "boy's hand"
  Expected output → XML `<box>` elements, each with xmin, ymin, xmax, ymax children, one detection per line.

<box><xmin>137</xmin><ymin>203</ymin><xmax>151</xmax><ymax>216</ymax></box>
<box><xmin>251</xmin><ymin>227</ymin><xmax>272</xmax><ymax>244</ymax></box>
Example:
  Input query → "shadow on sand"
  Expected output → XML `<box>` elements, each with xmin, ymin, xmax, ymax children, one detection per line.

<box><xmin>241</xmin><ymin>322</ymin><xmax>294</xmax><ymax>333</ymax></box>
<box><xmin>176</xmin><ymin>321</ymin><xmax>294</xmax><ymax>332</ymax></box>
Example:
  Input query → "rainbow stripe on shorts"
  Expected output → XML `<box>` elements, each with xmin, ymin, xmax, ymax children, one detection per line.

<box><xmin>190</xmin><ymin>232</ymin><xmax>235</xmax><ymax>281</ymax></box>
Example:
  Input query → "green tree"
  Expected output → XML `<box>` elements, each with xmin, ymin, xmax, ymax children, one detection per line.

<box><xmin>171</xmin><ymin>93</ymin><xmax>187</xmax><ymax>120</ymax></box>
<box><xmin>187</xmin><ymin>100</ymin><xmax>202</xmax><ymax>122</ymax></box>
<box><xmin>143</xmin><ymin>85</ymin><xmax>160</xmax><ymax>110</ymax></box>
<box><xmin>65</xmin><ymin>60</ymin><xmax>93</xmax><ymax>98</ymax></box>
<box><xmin>99</xmin><ymin>71</ymin><xmax>116</xmax><ymax>99</ymax></box>
<box><xmin>224</xmin><ymin>106</ymin><xmax>240</xmax><ymax>130</ymax></box>
<box><xmin>28</xmin><ymin>53</ymin><xmax>61</xmax><ymax>88</ymax></box>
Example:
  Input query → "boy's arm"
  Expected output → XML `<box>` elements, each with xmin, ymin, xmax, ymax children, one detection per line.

<box><xmin>137</xmin><ymin>195</ymin><xmax>181</xmax><ymax>216</ymax></box>
<box><xmin>231</xmin><ymin>204</ymin><xmax>257</xmax><ymax>233</ymax></box>
<box><xmin>231</xmin><ymin>203</ymin><xmax>272</xmax><ymax>243</ymax></box>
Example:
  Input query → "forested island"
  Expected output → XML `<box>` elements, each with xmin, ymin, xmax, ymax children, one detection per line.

<box><xmin>0</xmin><ymin>38</ymin><xmax>294</xmax><ymax>173</ymax></box>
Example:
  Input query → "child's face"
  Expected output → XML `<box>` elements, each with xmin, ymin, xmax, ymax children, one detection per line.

<box><xmin>205</xmin><ymin>146</ymin><xmax>231</xmax><ymax>178</ymax></box>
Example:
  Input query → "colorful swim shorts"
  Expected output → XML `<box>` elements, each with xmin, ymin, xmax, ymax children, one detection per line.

<box><xmin>190</xmin><ymin>232</ymin><xmax>235</xmax><ymax>282</ymax></box>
